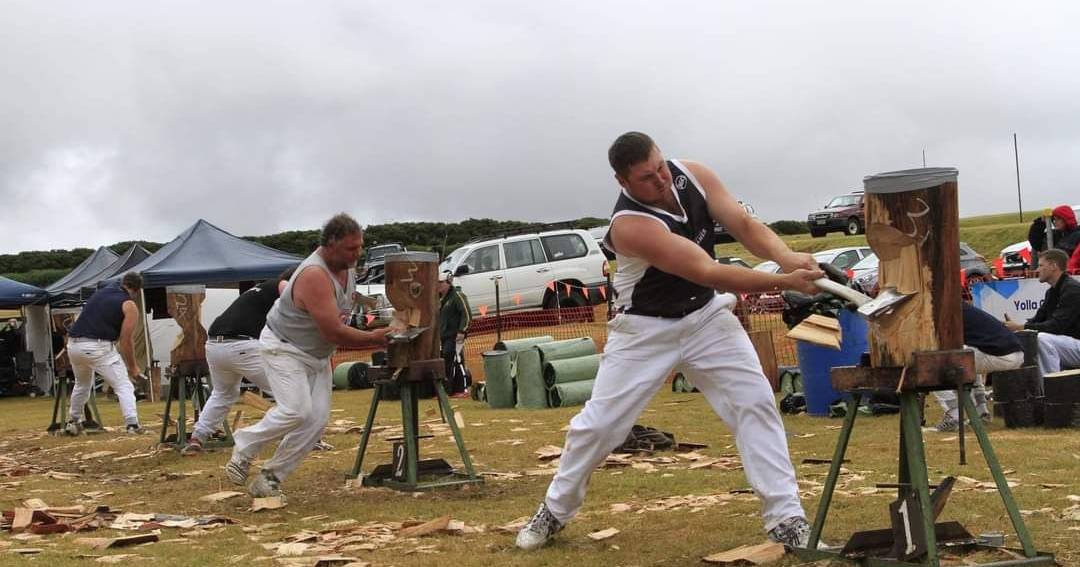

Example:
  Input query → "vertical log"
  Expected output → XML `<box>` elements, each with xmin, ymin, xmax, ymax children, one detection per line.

<box><xmin>748</xmin><ymin>329</ymin><xmax>780</xmax><ymax>391</ymax></box>
<box><xmin>384</xmin><ymin>252</ymin><xmax>441</xmax><ymax>367</ymax></box>
<box><xmin>166</xmin><ymin>286</ymin><xmax>208</xmax><ymax>364</ymax></box>
<box><xmin>863</xmin><ymin>168</ymin><xmax>963</xmax><ymax>368</ymax></box>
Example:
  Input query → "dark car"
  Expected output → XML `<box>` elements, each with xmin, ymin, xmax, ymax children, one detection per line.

<box><xmin>358</xmin><ymin>242</ymin><xmax>406</xmax><ymax>283</ymax></box>
<box><xmin>807</xmin><ymin>192</ymin><xmax>865</xmax><ymax>237</ymax></box>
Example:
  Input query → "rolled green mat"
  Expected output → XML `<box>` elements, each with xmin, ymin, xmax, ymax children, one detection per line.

<box><xmin>332</xmin><ymin>361</ymin><xmax>356</xmax><ymax>390</ymax></box>
<box><xmin>535</xmin><ymin>337</ymin><xmax>597</xmax><ymax>365</ymax></box>
<box><xmin>482</xmin><ymin>351</ymin><xmax>515</xmax><ymax>409</ymax></box>
<box><xmin>544</xmin><ymin>354</ymin><xmax>602</xmax><ymax>388</ymax></box>
<box><xmin>514</xmin><ymin>348</ymin><xmax>548</xmax><ymax>409</ymax></box>
<box><xmin>551</xmin><ymin>379</ymin><xmax>595</xmax><ymax>407</ymax></box>
<box><xmin>495</xmin><ymin>335</ymin><xmax>555</xmax><ymax>352</ymax></box>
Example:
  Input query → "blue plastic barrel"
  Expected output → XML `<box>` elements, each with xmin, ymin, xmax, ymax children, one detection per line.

<box><xmin>796</xmin><ymin>310</ymin><xmax>869</xmax><ymax>416</ymax></box>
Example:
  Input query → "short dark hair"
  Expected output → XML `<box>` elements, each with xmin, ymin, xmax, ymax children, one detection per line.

<box><xmin>121</xmin><ymin>271</ymin><xmax>143</xmax><ymax>291</ymax></box>
<box><xmin>1040</xmin><ymin>249</ymin><xmax>1069</xmax><ymax>271</ymax></box>
<box><xmin>608</xmin><ymin>131</ymin><xmax>657</xmax><ymax>177</ymax></box>
<box><xmin>320</xmin><ymin>213</ymin><xmax>362</xmax><ymax>246</ymax></box>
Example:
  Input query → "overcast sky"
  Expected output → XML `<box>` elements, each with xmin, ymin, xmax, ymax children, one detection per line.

<box><xmin>2</xmin><ymin>1</ymin><xmax>1078</xmax><ymax>254</ymax></box>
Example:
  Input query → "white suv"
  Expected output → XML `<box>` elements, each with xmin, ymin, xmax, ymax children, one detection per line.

<box><xmin>439</xmin><ymin>228</ymin><xmax>608</xmax><ymax>315</ymax></box>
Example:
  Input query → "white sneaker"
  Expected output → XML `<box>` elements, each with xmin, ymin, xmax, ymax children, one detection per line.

<box><xmin>516</xmin><ymin>502</ymin><xmax>563</xmax><ymax>551</ymax></box>
<box><xmin>225</xmin><ymin>454</ymin><xmax>251</xmax><ymax>485</ymax></box>
<box><xmin>768</xmin><ymin>516</ymin><xmax>811</xmax><ymax>550</ymax></box>
<box><xmin>248</xmin><ymin>470</ymin><xmax>284</xmax><ymax>499</ymax></box>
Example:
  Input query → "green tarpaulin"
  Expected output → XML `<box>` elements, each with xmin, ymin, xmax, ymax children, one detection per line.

<box><xmin>551</xmin><ymin>379</ymin><xmax>595</xmax><ymax>407</ymax></box>
<box><xmin>495</xmin><ymin>336</ymin><xmax>555</xmax><ymax>410</ymax></box>
<box><xmin>543</xmin><ymin>354</ymin><xmax>602</xmax><ymax>387</ymax></box>
<box><xmin>483</xmin><ymin>350</ymin><xmax>515</xmax><ymax>408</ymax></box>
<box><xmin>333</xmin><ymin>361</ymin><xmax>357</xmax><ymax>390</ymax></box>
<box><xmin>535</xmin><ymin>337</ymin><xmax>597</xmax><ymax>364</ymax></box>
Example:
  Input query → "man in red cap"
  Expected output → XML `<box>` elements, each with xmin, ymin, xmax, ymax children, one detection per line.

<box><xmin>1029</xmin><ymin>205</ymin><xmax>1080</xmax><ymax>263</ymax></box>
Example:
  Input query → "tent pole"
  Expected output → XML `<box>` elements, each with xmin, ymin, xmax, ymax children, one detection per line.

<box><xmin>140</xmin><ymin>288</ymin><xmax>153</xmax><ymax>401</ymax></box>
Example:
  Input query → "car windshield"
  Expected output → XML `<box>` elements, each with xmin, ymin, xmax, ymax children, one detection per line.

<box><xmin>826</xmin><ymin>195</ymin><xmax>860</xmax><ymax>208</ymax></box>
<box><xmin>367</xmin><ymin>245</ymin><xmax>402</xmax><ymax>261</ymax></box>
<box><xmin>851</xmin><ymin>254</ymin><xmax>878</xmax><ymax>271</ymax></box>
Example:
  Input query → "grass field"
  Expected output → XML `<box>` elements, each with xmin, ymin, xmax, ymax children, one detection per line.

<box><xmin>716</xmin><ymin>210</ymin><xmax>1044</xmax><ymax>266</ymax></box>
<box><xmin>2</xmin><ymin>385</ymin><xmax>1079</xmax><ymax>566</ymax></box>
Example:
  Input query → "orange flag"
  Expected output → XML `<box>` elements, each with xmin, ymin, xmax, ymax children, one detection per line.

<box><xmin>365</xmin><ymin>314</ymin><xmax>376</xmax><ymax>325</ymax></box>
<box><xmin>513</xmin><ymin>293</ymin><xmax>522</xmax><ymax>305</ymax></box>
<box><xmin>479</xmin><ymin>305</ymin><xmax>489</xmax><ymax>317</ymax></box>
<box><xmin>582</xmin><ymin>287</ymin><xmax>590</xmax><ymax>299</ymax></box>
<box><xmin>564</xmin><ymin>283</ymin><xmax>572</xmax><ymax>296</ymax></box>
<box><xmin>546</xmin><ymin>281</ymin><xmax>556</xmax><ymax>292</ymax></box>
<box><xmin>959</xmin><ymin>269</ymin><xmax>967</xmax><ymax>289</ymax></box>
<box><xmin>599</xmin><ymin>286</ymin><xmax>607</xmax><ymax>300</ymax></box>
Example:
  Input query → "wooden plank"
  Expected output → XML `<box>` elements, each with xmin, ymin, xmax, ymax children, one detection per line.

<box><xmin>805</xmin><ymin>314</ymin><xmax>840</xmax><ymax>332</ymax></box>
<box><xmin>384</xmin><ymin>253</ymin><xmax>441</xmax><ymax>370</ymax></box>
<box><xmin>832</xmin><ymin>366</ymin><xmax>902</xmax><ymax>391</ymax></box>
<box><xmin>748</xmin><ymin>330</ymin><xmax>780</xmax><ymax>391</ymax></box>
<box><xmin>166</xmin><ymin>290</ymin><xmax>208</xmax><ymax>364</ymax></box>
<box><xmin>786</xmin><ymin>321</ymin><xmax>841</xmax><ymax>350</ymax></box>
<box><xmin>864</xmin><ymin>173</ymin><xmax>963</xmax><ymax>368</ymax></box>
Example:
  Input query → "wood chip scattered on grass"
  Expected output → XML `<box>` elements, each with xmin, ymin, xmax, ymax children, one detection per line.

<box><xmin>398</xmin><ymin>515</ymin><xmax>450</xmax><ymax>538</ymax></box>
<box><xmin>702</xmin><ymin>541</ymin><xmax>786</xmax><ymax>564</ymax></box>
<box><xmin>252</xmin><ymin>497</ymin><xmax>287</xmax><ymax>512</ymax></box>
<box><xmin>534</xmin><ymin>445</ymin><xmax>563</xmax><ymax>461</ymax></box>
<box><xmin>587</xmin><ymin>527</ymin><xmax>619</xmax><ymax>541</ymax></box>
<box><xmin>200</xmin><ymin>491</ymin><xmax>245</xmax><ymax>503</ymax></box>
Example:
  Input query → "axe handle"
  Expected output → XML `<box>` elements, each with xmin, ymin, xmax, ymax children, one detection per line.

<box><xmin>813</xmin><ymin>278</ymin><xmax>871</xmax><ymax>306</ymax></box>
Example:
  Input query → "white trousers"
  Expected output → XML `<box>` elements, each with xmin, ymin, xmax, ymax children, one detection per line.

<box><xmin>193</xmin><ymin>339</ymin><xmax>274</xmax><ymax>442</ymax></box>
<box><xmin>544</xmin><ymin>294</ymin><xmax>804</xmax><ymax>532</ymax></box>
<box><xmin>68</xmin><ymin>340</ymin><xmax>139</xmax><ymax>424</ymax></box>
<box><xmin>1036</xmin><ymin>332</ymin><xmax>1080</xmax><ymax>382</ymax></box>
<box><xmin>231</xmin><ymin>327</ymin><xmax>331</xmax><ymax>481</ymax></box>
<box><xmin>934</xmin><ymin>347</ymin><xmax>1023</xmax><ymax>419</ymax></box>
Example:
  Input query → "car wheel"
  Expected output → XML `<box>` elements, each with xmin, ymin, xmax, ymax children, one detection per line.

<box><xmin>810</xmin><ymin>229</ymin><xmax>826</xmax><ymax>238</ymax></box>
<box><xmin>846</xmin><ymin>218</ymin><xmax>863</xmax><ymax>235</ymax></box>
<box><xmin>542</xmin><ymin>287</ymin><xmax>587</xmax><ymax>309</ymax></box>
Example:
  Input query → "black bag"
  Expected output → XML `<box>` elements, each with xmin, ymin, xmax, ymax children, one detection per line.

<box><xmin>615</xmin><ymin>425</ymin><xmax>676</xmax><ymax>453</ymax></box>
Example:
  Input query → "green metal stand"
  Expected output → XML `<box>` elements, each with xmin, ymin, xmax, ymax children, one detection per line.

<box><xmin>796</xmin><ymin>389</ymin><xmax>1054</xmax><ymax>566</ymax></box>
<box><xmin>349</xmin><ymin>379</ymin><xmax>482</xmax><ymax>491</ymax></box>
<box><xmin>48</xmin><ymin>373</ymin><xmax>104</xmax><ymax>433</ymax></box>
<box><xmin>159</xmin><ymin>373</ymin><xmax>234</xmax><ymax>450</ymax></box>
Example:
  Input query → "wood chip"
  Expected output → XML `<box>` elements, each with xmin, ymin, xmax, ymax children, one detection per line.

<box><xmin>398</xmin><ymin>515</ymin><xmax>450</xmax><ymax>538</ymax></box>
<box><xmin>81</xmin><ymin>451</ymin><xmax>119</xmax><ymax>460</ymax></box>
<box><xmin>12</xmin><ymin>508</ymin><xmax>34</xmax><ymax>533</ymax></box>
<box><xmin>200</xmin><ymin>491</ymin><xmax>245</xmax><ymax>503</ymax></box>
<box><xmin>702</xmin><ymin>541</ymin><xmax>786</xmax><ymax>564</ymax></box>
<box><xmin>587</xmin><ymin>527</ymin><xmax>620</xmax><ymax>541</ymax></box>
<box><xmin>22</xmin><ymin>498</ymin><xmax>49</xmax><ymax>510</ymax></box>
<box><xmin>534</xmin><ymin>445</ymin><xmax>563</xmax><ymax>461</ymax></box>
<box><xmin>252</xmin><ymin>496</ymin><xmax>287</xmax><ymax>512</ymax></box>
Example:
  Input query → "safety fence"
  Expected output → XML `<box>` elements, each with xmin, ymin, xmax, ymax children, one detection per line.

<box><xmin>333</xmin><ymin>292</ymin><xmax>799</xmax><ymax>383</ymax></box>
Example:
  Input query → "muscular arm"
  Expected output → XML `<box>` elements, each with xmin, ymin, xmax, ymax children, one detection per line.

<box><xmin>292</xmin><ymin>267</ymin><xmax>390</xmax><ymax>349</ymax></box>
<box><xmin>609</xmin><ymin>216</ymin><xmax>821</xmax><ymax>294</ymax></box>
<box><xmin>118</xmin><ymin>301</ymin><xmax>140</xmax><ymax>376</ymax></box>
<box><xmin>683</xmin><ymin>160</ymin><xmax>815</xmax><ymax>273</ymax></box>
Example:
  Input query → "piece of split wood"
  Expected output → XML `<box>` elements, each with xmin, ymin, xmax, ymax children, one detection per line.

<box><xmin>11</xmin><ymin>508</ymin><xmax>34</xmax><ymax>533</ymax></box>
<box><xmin>240</xmin><ymin>391</ymin><xmax>273</xmax><ymax>411</ymax></box>
<box><xmin>274</xmin><ymin>542</ymin><xmax>310</xmax><ymax>556</ymax></box>
<box><xmin>453</xmin><ymin>411</ymin><xmax>465</xmax><ymax>429</ymax></box>
<box><xmin>96</xmin><ymin>554</ymin><xmax>139</xmax><ymax>564</ymax></box>
<box><xmin>23</xmin><ymin>498</ymin><xmax>49</xmax><ymax>510</ymax></box>
<box><xmin>81</xmin><ymin>451</ymin><xmax>119</xmax><ymax>460</ymax></box>
<box><xmin>534</xmin><ymin>445</ymin><xmax>563</xmax><ymax>461</ymax></box>
<box><xmin>231</xmin><ymin>410</ymin><xmax>243</xmax><ymax>432</ymax></box>
<box><xmin>587</xmin><ymin>527</ymin><xmax>620</xmax><ymax>541</ymax></box>
<box><xmin>398</xmin><ymin>515</ymin><xmax>451</xmax><ymax>538</ymax></box>
<box><xmin>252</xmin><ymin>496</ymin><xmax>287</xmax><ymax>512</ymax></box>
<box><xmin>94</xmin><ymin>533</ymin><xmax>160</xmax><ymax>550</ymax></box>
<box><xmin>200</xmin><ymin>491</ymin><xmax>245</xmax><ymax>503</ymax></box>
<box><xmin>702</xmin><ymin>541</ymin><xmax>786</xmax><ymax>565</ymax></box>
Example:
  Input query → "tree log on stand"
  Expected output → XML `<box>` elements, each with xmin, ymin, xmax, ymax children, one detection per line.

<box><xmin>384</xmin><ymin>252</ymin><xmax>441</xmax><ymax>369</ymax></box>
<box><xmin>863</xmin><ymin>168</ymin><xmax>963</xmax><ymax>370</ymax></box>
<box><xmin>166</xmin><ymin>286</ymin><xmax>208</xmax><ymax>365</ymax></box>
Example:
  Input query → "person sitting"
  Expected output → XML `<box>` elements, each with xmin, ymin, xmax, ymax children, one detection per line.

<box><xmin>932</xmin><ymin>303</ymin><xmax>1024</xmax><ymax>431</ymax></box>
<box><xmin>1029</xmin><ymin>205</ymin><xmax>1080</xmax><ymax>261</ymax></box>
<box><xmin>1004</xmin><ymin>249</ymin><xmax>1080</xmax><ymax>390</ymax></box>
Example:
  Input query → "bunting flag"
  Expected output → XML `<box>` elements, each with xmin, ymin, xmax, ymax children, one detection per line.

<box><xmin>845</xmin><ymin>269</ymin><xmax>855</xmax><ymax>281</ymax></box>
<box><xmin>564</xmin><ymin>283</ymin><xmax>572</xmax><ymax>296</ymax></box>
<box><xmin>546</xmin><ymin>281</ymin><xmax>556</xmax><ymax>292</ymax></box>
<box><xmin>582</xmin><ymin>287</ymin><xmax>589</xmax><ymax>299</ymax></box>
<box><xmin>993</xmin><ymin>257</ymin><xmax>1004</xmax><ymax>278</ymax></box>
<box><xmin>959</xmin><ymin>268</ymin><xmax>967</xmax><ymax>289</ymax></box>
<box><xmin>1019</xmin><ymin>247</ymin><xmax>1032</xmax><ymax>264</ymax></box>
<box><xmin>599</xmin><ymin>286</ymin><xmax>607</xmax><ymax>300</ymax></box>
<box><xmin>513</xmin><ymin>293</ymin><xmax>522</xmax><ymax>305</ymax></box>
<box><xmin>479</xmin><ymin>305</ymin><xmax>489</xmax><ymax>317</ymax></box>
<box><xmin>365</xmin><ymin>314</ymin><xmax>376</xmax><ymax>325</ymax></box>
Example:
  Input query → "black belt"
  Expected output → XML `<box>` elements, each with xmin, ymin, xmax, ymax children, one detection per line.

<box><xmin>619</xmin><ymin>301</ymin><xmax>709</xmax><ymax>319</ymax></box>
<box><xmin>209</xmin><ymin>334</ymin><xmax>255</xmax><ymax>342</ymax></box>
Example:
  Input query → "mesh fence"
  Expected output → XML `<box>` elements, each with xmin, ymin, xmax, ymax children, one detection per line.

<box><xmin>332</xmin><ymin>294</ymin><xmax>803</xmax><ymax>382</ymax></box>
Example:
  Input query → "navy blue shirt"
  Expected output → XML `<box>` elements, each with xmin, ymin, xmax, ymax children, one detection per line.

<box><xmin>69</xmin><ymin>282</ymin><xmax>132</xmax><ymax>341</ymax></box>
<box><xmin>963</xmin><ymin>303</ymin><xmax>1022</xmax><ymax>357</ymax></box>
